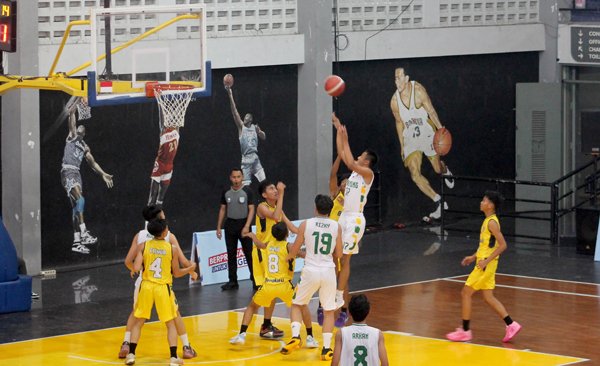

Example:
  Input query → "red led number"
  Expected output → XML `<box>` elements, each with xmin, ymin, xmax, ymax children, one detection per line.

<box><xmin>0</xmin><ymin>24</ymin><xmax>7</xmax><ymax>43</ymax></box>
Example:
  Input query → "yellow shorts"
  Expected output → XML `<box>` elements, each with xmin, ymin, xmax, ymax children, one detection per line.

<box><xmin>252</xmin><ymin>247</ymin><xmax>266</xmax><ymax>286</ymax></box>
<box><xmin>134</xmin><ymin>281</ymin><xmax>178</xmax><ymax>322</ymax></box>
<box><xmin>253</xmin><ymin>280</ymin><xmax>294</xmax><ymax>307</ymax></box>
<box><xmin>465</xmin><ymin>258</ymin><xmax>499</xmax><ymax>290</ymax></box>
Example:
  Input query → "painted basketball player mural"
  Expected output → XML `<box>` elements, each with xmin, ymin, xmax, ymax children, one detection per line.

<box><xmin>224</xmin><ymin>74</ymin><xmax>267</xmax><ymax>186</ymax></box>
<box><xmin>390</xmin><ymin>67</ymin><xmax>454</xmax><ymax>221</ymax></box>
<box><xmin>62</xmin><ymin>97</ymin><xmax>114</xmax><ymax>254</ymax></box>
<box><xmin>147</xmin><ymin>119</ymin><xmax>180</xmax><ymax>206</ymax></box>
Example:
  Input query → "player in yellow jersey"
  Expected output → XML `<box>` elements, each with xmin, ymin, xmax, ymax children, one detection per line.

<box><xmin>229</xmin><ymin>222</ymin><xmax>317</xmax><ymax>347</ymax></box>
<box><xmin>329</xmin><ymin>154</ymin><xmax>348</xmax><ymax>222</ymax></box>
<box><xmin>125</xmin><ymin>219</ymin><xmax>197</xmax><ymax>366</ymax></box>
<box><xmin>446</xmin><ymin>191</ymin><xmax>522</xmax><ymax>343</ymax></box>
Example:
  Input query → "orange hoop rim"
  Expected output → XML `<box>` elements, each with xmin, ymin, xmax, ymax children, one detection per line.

<box><xmin>153</xmin><ymin>83</ymin><xmax>195</xmax><ymax>91</ymax></box>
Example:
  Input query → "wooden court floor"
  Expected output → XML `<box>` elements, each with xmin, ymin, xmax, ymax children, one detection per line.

<box><xmin>0</xmin><ymin>274</ymin><xmax>595</xmax><ymax>365</ymax></box>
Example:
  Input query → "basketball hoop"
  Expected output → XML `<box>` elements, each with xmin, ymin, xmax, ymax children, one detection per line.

<box><xmin>147</xmin><ymin>82</ymin><xmax>194</xmax><ymax>128</ymax></box>
<box><xmin>76</xmin><ymin>102</ymin><xmax>92</xmax><ymax>121</ymax></box>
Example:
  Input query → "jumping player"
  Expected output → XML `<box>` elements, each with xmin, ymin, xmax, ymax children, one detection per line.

<box><xmin>446</xmin><ymin>191</ymin><xmax>522</xmax><ymax>343</ymax></box>
<box><xmin>61</xmin><ymin>97</ymin><xmax>113</xmax><ymax>254</ymax></box>
<box><xmin>331</xmin><ymin>113</ymin><xmax>378</xmax><ymax>327</ymax></box>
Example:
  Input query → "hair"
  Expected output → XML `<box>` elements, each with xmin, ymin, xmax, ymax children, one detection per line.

<box><xmin>147</xmin><ymin>218</ymin><xmax>167</xmax><ymax>237</ymax></box>
<box><xmin>230</xmin><ymin>167</ymin><xmax>243</xmax><ymax>175</ymax></box>
<box><xmin>271</xmin><ymin>221</ymin><xmax>288</xmax><ymax>241</ymax></box>
<box><xmin>364</xmin><ymin>149</ymin><xmax>378</xmax><ymax>168</ymax></box>
<box><xmin>484</xmin><ymin>190</ymin><xmax>504</xmax><ymax>211</ymax></box>
<box><xmin>142</xmin><ymin>205</ymin><xmax>163</xmax><ymax>221</ymax></box>
<box><xmin>348</xmin><ymin>294</ymin><xmax>370</xmax><ymax>322</ymax></box>
<box><xmin>315</xmin><ymin>194</ymin><xmax>334</xmax><ymax>215</ymax></box>
<box><xmin>258</xmin><ymin>180</ymin><xmax>274</xmax><ymax>196</ymax></box>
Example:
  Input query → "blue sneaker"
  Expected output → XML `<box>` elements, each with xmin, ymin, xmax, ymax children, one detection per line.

<box><xmin>317</xmin><ymin>306</ymin><xmax>324</xmax><ymax>326</ymax></box>
<box><xmin>334</xmin><ymin>311</ymin><xmax>348</xmax><ymax>328</ymax></box>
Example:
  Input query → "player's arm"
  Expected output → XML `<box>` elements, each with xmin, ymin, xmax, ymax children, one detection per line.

<box><xmin>255</xmin><ymin>124</ymin><xmax>266</xmax><ymax>140</ymax></box>
<box><xmin>124</xmin><ymin>233</ymin><xmax>141</xmax><ymax>271</ymax></box>
<box><xmin>338</xmin><ymin>124</ymin><xmax>374</xmax><ymax>184</ymax></box>
<box><xmin>243</xmin><ymin>231</ymin><xmax>266</xmax><ymax>249</ymax></box>
<box><xmin>171</xmin><ymin>233</ymin><xmax>199</xmax><ymax>281</ymax></box>
<box><xmin>390</xmin><ymin>94</ymin><xmax>405</xmax><ymax>150</ymax></box>
<box><xmin>133</xmin><ymin>244</ymin><xmax>145</xmax><ymax>273</ymax></box>
<box><xmin>416</xmin><ymin>82</ymin><xmax>443</xmax><ymax>130</ymax></box>
<box><xmin>243</xmin><ymin>203</ymin><xmax>255</xmax><ymax>235</ymax></box>
<box><xmin>476</xmin><ymin>219</ymin><xmax>507</xmax><ymax>270</ymax></box>
<box><xmin>282</xmin><ymin>213</ymin><xmax>299</xmax><ymax>234</ymax></box>
<box><xmin>287</xmin><ymin>221</ymin><xmax>306</xmax><ymax>260</ymax></box>
<box><xmin>216</xmin><ymin>203</ymin><xmax>226</xmax><ymax>240</ymax></box>
<box><xmin>331</xmin><ymin>331</ymin><xmax>343</xmax><ymax>366</ymax></box>
<box><xmin>85</xmin><ymin>150</ymin><xmax>114</xmax><ymax>188</ymax></box>
<box><xmin>258</xmin><ymin>182</ymin><xmax>286</xmax><ymax>222</ymax></box>
<box><xmin>332</xmin><ymin>224</ymin><xmax>343</xmax><ymax>260</ymax></box>
<box><xmin>378</xmin><ymin>330</ymin><xmax>390</xmax><ymax>366</ymax></box>
<box><xmin>66</xmin><ymin>101</ymin><xmax>78</xmax><ymax>138</ymax></box>
<box><xmin>171</xmin><ymin>244</ymin><xmax>197</xmax><ymax>278</ymax></box>
<box><xmin>329</xmin><ymin>155</ymin><xmax>342</xmax><ymax>198</ymax></box>
<box><xmin>226</xmin><ymin>88</ymin><xmax>244</xmax><ymax>134</ymax></box>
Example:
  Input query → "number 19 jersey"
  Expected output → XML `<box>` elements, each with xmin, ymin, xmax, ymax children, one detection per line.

<box><xmin>303</xmin><ymin>217</ymin><xmax>339</xmax><ymax>269</ymax></box>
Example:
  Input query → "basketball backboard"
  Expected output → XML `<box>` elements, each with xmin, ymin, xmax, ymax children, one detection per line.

<box><xmin>82</xmin><ymin>4</ymin><xmax>210</xmax><ymax>107</ymax></box>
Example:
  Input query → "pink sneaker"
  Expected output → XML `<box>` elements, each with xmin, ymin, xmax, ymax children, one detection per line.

<box><xmin>502</xmin><ymin>321</ymin><xmax>522</xmax><ymax>342</ymax></box>
<box><xmin>446</xmin><ymin>328</ymin><xmax>472</xmax><ymax>342</ymax></box>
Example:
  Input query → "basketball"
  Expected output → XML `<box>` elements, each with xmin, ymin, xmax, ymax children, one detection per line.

<box><xmin>433</xmin><ymin>127</ymin><xmax>452</xmax><ymax>156</ymax></box>
<box><xmin>324</xmin><ymin>75</ymin><xmax>345</xmax><ymax>97</ymax></box>
<box><xmin>223</xmin><ymin>74</ymin><xmax>234</xmax><ymax>88</ymax></box>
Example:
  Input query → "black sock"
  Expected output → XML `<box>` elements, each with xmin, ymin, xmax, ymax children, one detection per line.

<box><xmin>306</xmin><ymin>327</ymin><xmax>313</xmax><ymax>337</ymax></box>
<box><xmin>240</xmin><ymin>324</ymin><xmax>249</xmax><ymax>333</ymax></box>
<box><xmin>129</xmin><ymin>343</ymin><xmax>137</xmax><ymax>355</ymax></box>
<box><xmin>341</xmin><ymin>307</ymin><xmax>347</xmax><ymax>313</ymax></box>
<box><xmin>263</xmin><ymin>318</ymin><xmax>272</xmax><ymax>327</ymax></box>
<box><xmin>462</xmin><ymin>319</ymin><xmax>470</xmax><ymax>331</ymax></box>
<box><xmin>503</xmin><ymin>316</ymin><xmax>513</xmax><ymax>326</ymax></box>
<box><xmin>170</xmin><ymin>346</ymin><xmax>177</xmax><ymax>358</ymax></box>
<box><xmin>318</xmin><ymin>302</ymin><xmax>322</xmax><ymax>308</ymax></box>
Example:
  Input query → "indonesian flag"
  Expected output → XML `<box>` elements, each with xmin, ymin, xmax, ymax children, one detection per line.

<box><xmin>99</xmin><ymin>81</ymin><xmax>113</xmax><ymax>94</ymax></box>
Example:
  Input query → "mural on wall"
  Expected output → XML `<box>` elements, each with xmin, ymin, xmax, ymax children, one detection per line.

<box><xmin>389</xmin><ymin>67</ymin><xmax>454</xmax><ymax>223</ymax></box>
<box><xmin>224</xmin><ymin>75</ymin><xmax>267</xmax><ymax>186</ymax></box>
<box><xmin>147</xmin><ymin>116</ymin><xmax>181</xmax><ymax>207</ymax></box>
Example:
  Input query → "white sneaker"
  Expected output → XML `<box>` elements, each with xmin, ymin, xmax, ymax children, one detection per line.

<box><xmin>305</xmin><ymin>335</ymin><xmax>319</xmax><ymax>348</ymax></box>
<box><xmin>230</xmin><ymin>332</ymin><xmax>246</xmax><ymax>345</ymax></box>
<box><xmin>444</xmin><ymin>167</ymin><xmax>455</xmax><ymax>189</ymax></box>
<box><xmin>125</xmin><ymin>353</ymin><xmax>135</xmax><ymax>365</ymax></box>
<box><xmin>429</xmin><ymin>201</ymin><xmax>449</xmax><ymax>220</ymax></box>
<box><xmin>169</xmin><ymin>357</ymin><xmax>184</xmax><ymax>366</ymax></box>
<box><xmin>71</xmin><ymin>242</ymin><xmax>90</xmax><ymax>254</ymax></box>
<box><xmin>81</xmin><ymin>231</ymin><xmax>98</xmax><ymax>245</ymax></box>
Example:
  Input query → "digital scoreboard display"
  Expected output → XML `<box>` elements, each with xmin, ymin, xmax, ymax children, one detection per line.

<box><xmin>0</xmin><ymin>0</ymin><xmax>16</xmax><ymax>52</ymax></box>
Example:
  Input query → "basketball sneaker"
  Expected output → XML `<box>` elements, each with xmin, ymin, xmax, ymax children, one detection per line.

<box><xmin>446</xmin><ymin>328</ymin><xmax>472</xmax><ymax>342</ymax></box>
<box><xmin>502</xmin><ymin>321</ymin><xmax>522</xmax><ymax>342</ymax></box>
<box><xmin>124</xmin><ymin>353</ymin><xmax>135</xmax><ymax>365</ymax></box>
<box><xmin>71</xmin><ymin>242</ymin><xmax>90</xmax><ymax>254</ymax></box>
<box><xmin>169</xmin><ymin>356</ymin><xmax>184</xmax><ymax>366</ymax></box>
<box><xmin>118</xmin><ymin>341</ymin><xmax>130</xmax><ymax>359</ymax></box>
<box><xmin>81</xmin><ymin>231</ymin><xmax>98</xmax><ymax>245</ymax></box>
<box><xmin>321</xmin><ymin>347</ymin><xmax>334</xmax><ymax>361</ymax></box>
<box><xmin>260</xmin><ymin>324</ymin><xmax>284</xmax><ymax>339</ymax></box>
<box><xmin>428</xmin><ymin>200</ymin><xmax>449</xmax><ymax>220</ymax></box>
<box><xmin>229</xmin><ymin>332</ymin><xmax>246</xmax><ymax>345</ymax></box>
<box><xmin>305</xmin><ymin>335</ymin><xmax>319</xmax><ymax>348</ymax></box>
<box><xmin>280</xmin><ymin>337</ymin><xmax>302</xmax><ymax>355</ymax></box>
<box><xmin>335</xmin><ymin>310</ymin><xmax>349</xmax><ymax>328</ymax></box>
<box><xmin>317</xmin><ymin>306</ymin><xmax>324</xmax><ymax>326</ymax></box>
<box><xmin>182</xmin><ymin>345</ymin><xmax>197</xmax><ymax>359</ymax></box>
<box><xmin>444</xmin><ymin>167</ymin><xmax>455</xmax><ymax>189</ymax></box>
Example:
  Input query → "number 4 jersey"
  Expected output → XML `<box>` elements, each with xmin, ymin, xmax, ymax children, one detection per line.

<box><xmin>142</xmin><ymin>238</ymin><xmax>173</xmax><ymax>285</ymax></box>
<box><xmin>340</xmin><ymin>324</ymin><xmax>381</xmax><ymax>366</ymax></box>
<box><xmin>303</xmin><ymin>217</ymin><xmax>339</xmax><ymax>269</ymax></box>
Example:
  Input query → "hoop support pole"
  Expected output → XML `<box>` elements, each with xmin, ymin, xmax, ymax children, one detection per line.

<box><xmin>48</xmin><ymin>20</ymin><xmax>91</xmax><ymax>77</ymax></box>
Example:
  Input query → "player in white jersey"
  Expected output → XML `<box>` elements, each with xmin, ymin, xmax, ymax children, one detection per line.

<box><xmin>332</xmin><ymin>295</ymin><xmax>389</xmax><ymax>366</ymax></box>
<box><xmin>332</xmin><ymin>113</ymin><xmax>378</xmax><ymax>327</ymax></box>
<box><xmin>226</xmin><ymin>83</ymin><xmax>267</xmax><ymax>185</ymax></box>
<box><xmin>281</xmin><ymin>195</ymin><xmax>342</xmax><ymax>361</ymax></box>
<box><xmin>119</xmin><ymin>205</ymin><xmax>199</xmax><ymax>360</ymax></box>
<box><xmin>390</xmin><ymin>67</ymin><xmax>454</xmax><ymax>221</ymax></box>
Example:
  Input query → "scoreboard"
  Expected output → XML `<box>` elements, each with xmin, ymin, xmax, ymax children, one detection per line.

<box><xmin>0</xmin><ymin>0</ymin><xmax>16</xmax><ymax>52</ymax></box>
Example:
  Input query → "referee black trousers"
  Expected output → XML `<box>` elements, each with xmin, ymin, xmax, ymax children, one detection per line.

<box><xmin>224</xmin><ymin>218</ymin><xmax>255</xmax><ymax>286</ymax></box>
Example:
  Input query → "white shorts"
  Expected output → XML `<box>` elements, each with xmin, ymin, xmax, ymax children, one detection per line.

<box><xmin>133</xmin><ymin>275</ymin><xmax>142</xmax><ymax>310</ymax></box>
<box><xmin>402</xmin><ymin>128</ymin><xmax>436</xmax><ymax>160</ymax></box>
<box><xmin>339</xmin><ymin>212</ymin><xmax>365</xmax><ymax>255</ymax></box>
<box><xmin>292</xmin><ymin>266</ymin><xmax>337</xmax><ymax>311</ymax></box>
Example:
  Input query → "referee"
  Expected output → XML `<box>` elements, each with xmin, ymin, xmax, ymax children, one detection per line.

<box><xmin>217</xmin><ymin>168</ymin><xmax>256</xmax><ymax>291</ymax></box>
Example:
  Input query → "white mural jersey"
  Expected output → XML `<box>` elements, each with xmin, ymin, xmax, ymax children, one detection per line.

<box><xmin>303</xmin><ymin>217</ymin><xmax>339</xmax><ymax>269</ymax></box>
<box><xmin>343</xmin><ymin>171</ymin><xmax>372</xmax><ymax>214</ymax></box>
<box><xmin>340</xmin><ymin>324</ymin><xmax>381</xmax><ymax>366</ymax></box>
<box><xmin>395</xmin><ymin>81</ymin><xmax>436</xmax><ymax>158</ymax></box>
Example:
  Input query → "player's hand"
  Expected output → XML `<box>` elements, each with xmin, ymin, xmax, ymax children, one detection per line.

<box><xmin>241</xmin><ymin>226</ymin><xmax>250</xmax><ymax>235</ymax></box>
<box><xmin>276</xmin><ymin>181</ymin><xmax>286</xmax><ymax>192</ymax></box>
<box><xmin>216</xmin><ymin>229</ymin><xmax>222</xmax><ymax>240</ymax></box>
<box><xmin>190</xmin><ymin>262</ymin><xmax>197</xmax><ymax>272</ymax></box>
<box><xmin>476</xmin><ymin>258</ymin><xmax>488</xmax><ymax>270</ymax></box>
<box><xmin>130</xmin><ymin>270</ymin><xmax>137</xmax><ymax>278</ymax></box>
<box><xmin>461</xmin><ymin>255</ymin><xmax>475</xmax><ymax>266</ymax></box>
<box><xmin>255</xmin><ymin>125</ymin><xmax>261</xmax><ymax>133</ymax></box>
<box><xmin>332</xmin><ymin>112</ymin><xmax>342</xmax><ymax>128</ymax></box>
<box><xmin>190</xmin><ymin>271</ymin><xmax>199</xmax><ymax>281</ymax></box>
<box><xmin>103</xmin><ymin>174</ymin><xmax>114</xmax><ymax>188</ymax></box>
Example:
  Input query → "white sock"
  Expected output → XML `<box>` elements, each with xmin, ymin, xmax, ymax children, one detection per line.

<box><xmin>74</xmin><ymin>232</ymin><xmax>81</xmax><ymax>242</ymax></box>
<box><xmin>79</xmin><ymin>223</ymin><xmax>87</xmax><ymax>233</ymax></box>
<box><xmin>323</xmin><ymin>333</ymin><xmax>333</xmax><ymax>349</ymax></box>
<box><xmin>180</xmin><ymin>333</ymin><xmax>189</xmax><ymax>347</ymax></box>
<box><xmin>291</xmin><ymin>321</ymin><xmax>301</xmax><ymax>338</ymax></box>
<box><xmin>433</xmin><ymin>194</ymin><xmax>441</xmax><ymax>202</ymax></box>
<box><xmin>124</xmin><ymin>331</ymin><xmax>131</xmax><ymax>343</ymax></box>
<box><xmin>336</xmin><ymin>290</ymin><xmax>344</xmax><ymax>299</ymax></box>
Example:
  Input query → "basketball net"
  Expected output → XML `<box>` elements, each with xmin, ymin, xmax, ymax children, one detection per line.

<box><xmin>77</xmin><ymin>102</ymin><xmax>92</xmax><ymax>121</ymax></box>
<box><xmin>153</xmin><ymin>84</ymin><xmax>194</xmax><ymax>128</ymax></box>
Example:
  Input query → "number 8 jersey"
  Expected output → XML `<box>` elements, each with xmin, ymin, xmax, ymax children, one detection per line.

<box><xmin>142</xmin><ymin>238</ymin><xmax>173</xmax><ymax>285</ymax></box>
<box><xmin>303</xmin><ymin>217</ymin><xmax>339</xmax><ymax>269</ymax></box>
<box><xmin>340</xmin><ymin>324</ymin><xmax>381</xmax><ymax>366</ymax></box>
